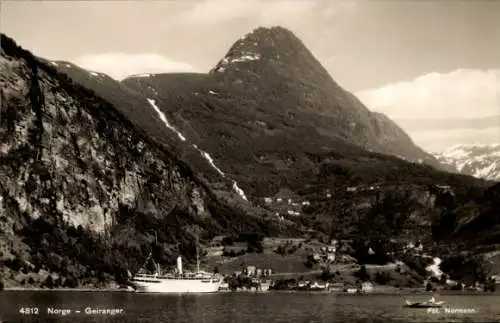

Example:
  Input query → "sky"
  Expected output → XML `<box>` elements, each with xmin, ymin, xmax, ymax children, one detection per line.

<box><xmin>1</xmin><ymin>0</ymin><xmax>499</xmax><ymax>151</ymax></box>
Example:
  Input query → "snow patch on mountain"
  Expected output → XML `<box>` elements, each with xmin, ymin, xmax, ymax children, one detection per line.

<box><xmin>196</xmin><ymin>149</ymin><xmax>248</xmax><ymax>200</ymax></box>
<box><xmin>232</xmin><ymin>181</ymin><xmax>248</xmax><ymax>201</ymax></box>
<box><xmin>226</xmin><ymin>53</ymin><xmax>261</xmax><ymax>64</ymax></box>
<box><xmin>434</xmin><ymin>143</ymin><xmax>500</xmax><ymax>181</ymax></box>
<box><xmin>147</xmin><ymin>98</ymin><xmax>186</xmax><ymax>142</ymax></box>
<box><xmin>476</xmin><ymin>162</ymin><xmax>497</xmax><ymax>179</ymax></box>
<box><xmin>147</xmin><ymin>98</ymin><xmax>248</xmax><ymax>200</ymax></box>
<box><xmin>130</xmin><ymin>73</ymin><xmax>152</xmax><ymax>78</ymax></box>
<box><xmin>190</xmin><ymin>144</ymin><xmax>226</xmax><ymax>177</ymax></box>
<box><xmin>199</xmin><ymin>150</ymin><xmax>225</xmax><ymax>177</ymax></box>
<box><xmin>213</xmin><ymin>52</ymin><xmax>261</xmax><ymax>72</ymax></box>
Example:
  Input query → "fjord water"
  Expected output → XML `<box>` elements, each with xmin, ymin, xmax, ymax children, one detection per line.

<box><xmin>1</xmin><ymin>291</ymin><xmax>499</xmax><ymax>323</ymax></box>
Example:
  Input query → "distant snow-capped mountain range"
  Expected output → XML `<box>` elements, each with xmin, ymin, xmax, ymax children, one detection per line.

<box><xmin>434</xmin><ymin>144</ymin><xmax>500</xmax><ymax>181</ymax></box>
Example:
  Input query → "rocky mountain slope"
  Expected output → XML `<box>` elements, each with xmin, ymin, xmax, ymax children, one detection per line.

<box><xmin>1</xmin><ymin>28</ymin><xmax>499</xmax><ymax>288</ymax></box>
<box><xmin>55</xmin><ymin>26</ymin><xmax>442</xmax><ymax>200</ymax></box>
<box><xmin>434</xmin><ymin>144</ymin><xmax>500</xmax><ymax>181</ymax></box>
<box><xmin>124</xmin><ymin>26</ymin><xmax>441</xmax><ymax>173</ymax></box>
<box><xmin>453</xmin><ymin>182</ymin><xmax>500</xmax><ymax>245</ymax></box>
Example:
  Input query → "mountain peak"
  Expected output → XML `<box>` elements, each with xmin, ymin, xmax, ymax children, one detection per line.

<box><xmin>210</xmin><ymin>26</ymin><xmax>311</xmax><ymax>73</ymax></box>
<box><xmin>245</xmin><ymin>25</ymin><xmax>300</xmax><ymax>42</ymax></box>
<box><xmin>434</xmin><ymin>143</ymin><xmax>500</xmax><ymax>181</ymax></box>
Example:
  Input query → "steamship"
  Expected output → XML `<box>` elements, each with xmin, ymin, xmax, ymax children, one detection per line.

<box><xmin>130</xmin><ymin>243</ymin><xmax>221</xmax><ymax>293</ymax></box>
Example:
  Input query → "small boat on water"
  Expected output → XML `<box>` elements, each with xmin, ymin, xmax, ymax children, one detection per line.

<box><xmin>404</xmin><ymin>297</ymin><xmax>445</xmax><ymax>308</ymax></box>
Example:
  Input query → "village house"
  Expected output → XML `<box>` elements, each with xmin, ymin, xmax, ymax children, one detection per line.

<box><xmin>264</xmin><ymin>268</ymin><xmax>273</xmax><ymax>276</ymax></box>
<box><xmin>310</xmin><ymin>281</ymin><xmax>329</xmax><ymax>290</ymax></box>
<box><xmin>361</xmin><ymin>282</ymin><xmax>373</xmax><ymax>293</ymax></box>
<box><xmin>206</xmin><ymin>246</ymin><xmax>224</xmax><ymax>257</ymax></box>
<box><xmin>246</xmin><ymin>266</ymin><xmax>257</xmax><ymax>276</ymax></box>
<box><xmin>209</xmin><ymin>235</ymin><xmax>225</xmax><ymax>247</ymax></box>
<box><xmin>298</xmin><ymin>281</ymin><xmax>310</xmax><ymax>288</ymax></box>
<box><xmin>329</xmin><ymin>282</ymin><xmax>344</xmax><ymax>292</ymax></box>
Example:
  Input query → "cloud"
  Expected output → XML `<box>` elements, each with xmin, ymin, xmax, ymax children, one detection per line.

<box><xmin>410</xmin><ymin>127</ymin><xmax>499</xmax><ymax>152</ymax></box>
<box><xmin>356</xmin><ymin>69</ymin><xmax>500</xmax><ymax>150</ymax></box>
<box><xmin>394</xmin><ymin>115</ymin><xmax>499</xmax><ymax>132</ymax></box>
<box><xmin>356</xmin><ymin>69</ymin><xmax>500</xmax><ymax>119</ymax></box>
<box><xmin>175</xmin><ymin>0</ymin><xmax>354</xmax><ymax>26</ymax></box>
<box><xmin>177</xmin><ymin>0</ymin><xmax>263</xmax><ymax>25</ymax></box>
<box><xmin>73</xmin><ymin>53</ymin><xmax>195</xmax><ymax>80</ymax></box>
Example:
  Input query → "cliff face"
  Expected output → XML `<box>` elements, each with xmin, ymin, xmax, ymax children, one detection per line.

<box><xmin>0</xmin><ymin>38</ymin><xmax>213</xmax><ymax>229</ymax></box>
<box><xmin>0</xmin><ymin>35</ymin><xmax>278</xmax><ymax>288</ymax></box>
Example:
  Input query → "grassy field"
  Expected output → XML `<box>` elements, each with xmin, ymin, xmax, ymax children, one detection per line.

<box><xmin>206</xmin><ymin>251</ymin><xmax>311</xmax><ymax>275</ymax></box>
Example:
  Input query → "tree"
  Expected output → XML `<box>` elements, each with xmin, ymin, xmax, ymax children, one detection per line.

<box><xmin>374</xmin><ymin>271</ymin><xmax>392</xmax><ymax>285</ymax></box>
<box><xmin>304</xmin><ymin>255</ymin><xmax>316</xmax><ymax>269</ymax></box>
<box><xmin>355</xmin><ymin>265</ymin><xmax>370</xmax><ymax>282</ymax></box>
<box><xmin>319</xmin><ymin>267</ymin><xmax>335</xmax><ymax>282</ymax></box>
<box><xmin>63</xmin><ymin>277</ymin><xmax>78</xmax><ymax>288</ymax></box>
<box><xmin>244</xmin><ymin>233</ymin><xmax>264</xmax><ymax>253</ymax></box>
<box><xmin>5</xmin><ymin>257</ymin><xmax>22</xmax><ymax>271</ymax></box>
<box><xmin>0</xmin><ymin>279</ymin><xmax>3</xmax><ymax>291</ymax></box>
<box><xmin>44</xmin><ymin>275</ymin><xmax>54</xmax><ymax>289</ymax></box>
<box><xmin>275</xmin><ymin>245</ymin><xmax>287</xmax><ymax>256</ymax></box>
<box><xmin>425</xmin><ymin>281</ymin><xmax>433</xmax><ymax>292</ymax></box>
<box><xmin>221</xmin><ymin>237</ymin><xmax>234</xmax><ymax>246</ymax></box>
<box><xmin>484</xmin><ymin>278</ymin><xmax>496</xmax><ymax>292</ymax></box>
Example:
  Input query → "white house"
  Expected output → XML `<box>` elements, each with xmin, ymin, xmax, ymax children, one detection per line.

<box><xmin>361</xmin><ymin>282</ymin><xmax>373</xmax><ymax>293</ymax></box>
<box><xmin>246</xmin><ymin>266</ymin><xmax>257</xmax><ymax>276</ymax></box>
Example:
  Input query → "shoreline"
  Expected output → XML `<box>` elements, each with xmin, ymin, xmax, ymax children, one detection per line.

<box><xmin>2</xmin><ymin>287</ymin><xmax>497</xmax><ymax>296</ymax></box>
<box><xmin>3</xmin><ymin>286</ymin><xmax>132</xmax><ymax>292</ymax></box>
<box><xmin>271</xmin><ymin>290</ymin><xmax>498</xmax><ymax>296</ymax></box>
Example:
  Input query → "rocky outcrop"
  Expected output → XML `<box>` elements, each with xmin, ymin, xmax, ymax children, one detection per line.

<box><xmin>1</xmin><ymin>42</ymin><xmax>211</xmax><ymax>232</ymax></box>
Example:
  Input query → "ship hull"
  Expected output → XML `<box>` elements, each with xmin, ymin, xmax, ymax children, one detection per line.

<box><xmin>132</xmin><ymin>278</ymin><xmax>221</xmax><ymax>293</ymax></box>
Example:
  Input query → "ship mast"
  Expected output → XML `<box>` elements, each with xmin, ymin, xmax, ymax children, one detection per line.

<box><xmin>196</xmin><ymin>236</ymin><xmax>200</xmax><ymax>273</ymax></box>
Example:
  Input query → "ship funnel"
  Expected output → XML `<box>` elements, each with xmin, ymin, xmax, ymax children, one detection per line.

<box><xmin>176</xmin><ymin>256</ymin><xmax>183</xmax><ymax>275</ymax></box>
